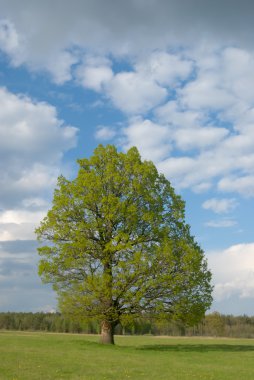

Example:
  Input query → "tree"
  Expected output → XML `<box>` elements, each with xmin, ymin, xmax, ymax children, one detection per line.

<box><xmin>35</xmin><ymin>145</ymin><xmax>212</xmax><ymax>344</ymax></box>
<box><xmin>205</xmin><ymin>312</ymin><xmax>225</xmax><ymax>337</ymax></box>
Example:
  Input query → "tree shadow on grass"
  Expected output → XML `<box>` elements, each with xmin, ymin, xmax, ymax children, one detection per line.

<box><xmin>137</xmin><ymin>344</ymin><xmax>254</xmax><ymax>353</ymax></box>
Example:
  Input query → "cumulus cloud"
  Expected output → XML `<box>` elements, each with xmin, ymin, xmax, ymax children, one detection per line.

<box><xmin>205</xmin><ymin>219</ymin><xmax>237</xmax><ymax>228</ymax></box>
<box><xmin>173</xmin><ymin>126</ymin><xmax>229</xmax><ymax>151</ymax></box>
<box><xmin>157</xmin><ymin>156</ymin><xmax>196</xmax><ymax>188</ymax></box>
<box><xmin>77</xmin><ymin>65</ymin><xmax>113</xmax><ymax>91</ymax></box>
<box><xmin>77</xmin><ymin>60</ymin><xmax>169</xmax><ymax>114</ymax></box>
<box><xmin>180</xmin><ymin>74</ymin><xmax>235</xmax><ymax>111</ymax></box>
<box><xmin>0</xmin><ymin>87</ymin><xmax>78</xmax><ymax>208</ymax></box>
<box><xmin>76</xmin><ymin>56</ymin><xmax>113</xmax><ymax>91</ymax></box>
<box><xmin>106</xmin><ymin>71</ymin><xmax>167</xmax><ymax>114</ymax></box>
<box><xmin>95</xmin><ymin>125</ymin><xmax>116</xmax><ymax>141</ymax></box>
<box><xmin>0</xmin><ymin>88</ymin><xmax>77</xmax><ymax>162</ymax></box>
<box><xmin>77</xmin><ymin>52</ymin><xmax>192</xmax><ymax>114</ymax></box>
<box><xmin>208</xmin><ymin>243</ymin><xmax>254</xmax><ymax>301</ymax></box>
<box><xmin>122</xmin><ymin>119</ymin><xmax>171</xmax><ymax>162</ymax></box>
<box><xmin>218</xmin><ymin>176</ymin><xmax>254</xmax><ymax>197</ymax></box>
<box><xmin>155</xmin><ymin>100</ymin><xmax>201</xmax><ymax>127</ymax></box>
<box><xmin>1</xmin><ymin>3</ymin><xmax>254</xmax><ymax>200</ymax></box>
<box><xmin>147</xmin><ymin>47</ymin><xmax>254</xmax><ymax>194</ymax></box>
<box><xmin>0</xmin><ymin>17</ymin><xmax>78</xmax><ymax>83</ymax></box>
<box><xmin>155</xmin><ymin>100</ymin><xmax>230</xmax><ymax>150</ymax></box>
<box><xmin>135</xmin><ymin>51</ymin><xmax>193</xmax><ymax>86</ymax></box>
<box><xmin>0</xmin><ymin>210</ymin><xmax>46</xmax><ymax>225</ymax></box>
<box><xmin>0</xmin><ymin>209</ymin><xmax>47</xmax><ymax>241</ymax></box>
<box><xmin>202</xmin><ymin>198</ymin><xmax>238</xmax><ymax>214</ymax></box>
<box><xmin>0</xmin><ymin>223</ymin><xmax>37</xmax><ymax>241</ymax></box>
<box><xmin>45</xmin><ymin>51</ymin><xmax>79</xmax><ymax>84</ymax></box>
<box><xmin>0</xmin><ymin>86</ymin><xmax>78</xmax><ymax>246</ymax></box>
<box><xmin>0</xmin><ymin>19</ymin><xmax>23</xmax><ymax>63</ymax></box>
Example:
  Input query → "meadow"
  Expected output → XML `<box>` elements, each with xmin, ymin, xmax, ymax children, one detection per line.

<box><xmin>0</xmin><ymin>331</ymin><xmax>253</xmax><ymax>380</ymax></box>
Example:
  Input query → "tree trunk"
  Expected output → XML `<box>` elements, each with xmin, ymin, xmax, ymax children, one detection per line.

<box><xmin>100</xmin><ymin>320</ymin><xmax>115</xmax><ymax>344</ymax></box>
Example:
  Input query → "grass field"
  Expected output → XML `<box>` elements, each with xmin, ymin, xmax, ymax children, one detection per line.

<box><xmin>0</xmin><ymin>331</ymin><xmax>253</xmax><ymax>379</ymax></box>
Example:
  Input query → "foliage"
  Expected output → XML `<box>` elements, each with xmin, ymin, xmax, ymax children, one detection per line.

<box><xmin>35</xmin><ymin>145</ymin><xmax>212</xmax><ymax>342</ymax></box>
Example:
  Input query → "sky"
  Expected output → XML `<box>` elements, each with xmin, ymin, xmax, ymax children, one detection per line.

<box><xmin>0</xmin><ymin>0</ymin><xmax>254</xmax><ymax>315</ymax></box>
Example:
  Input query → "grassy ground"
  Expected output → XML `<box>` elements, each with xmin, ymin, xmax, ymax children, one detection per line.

<box><xmin>0</xmin><ymin>331</ymin><xmax>254</xmax><ymax>380</ymax></box>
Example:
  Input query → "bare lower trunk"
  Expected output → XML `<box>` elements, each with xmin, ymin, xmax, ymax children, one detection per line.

<box><xmin>100</xmin><ymin>320</ymin><xmax>115</xmax><ymax>344</ymax></box>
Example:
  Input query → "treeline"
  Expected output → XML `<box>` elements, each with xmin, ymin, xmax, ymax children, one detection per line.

<box><xmin>0</xmin><ymin>312</ymin><xmax>99</xmax><ymax>334</ymax></box>
<box><xmin>1</xmin><ymin>312</ymin><xmax>254</xmax><ymax>338</ymax></box>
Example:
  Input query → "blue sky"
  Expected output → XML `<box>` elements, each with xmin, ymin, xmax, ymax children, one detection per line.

<box><xmin>0</xmin><ymin>0</ymin><xmax>254</xmax><ymax>315</ymax></box>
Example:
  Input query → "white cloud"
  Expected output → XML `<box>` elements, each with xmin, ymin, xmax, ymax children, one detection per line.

<box><xmin>151</xmin><ymin>48</ymin><xmax>254</xmax><ymax>194</ymax></box>
<box><xmin>1</xmin><ymin>8</ymin><xmax>254</xmax><ymax>201</ymax></box>
<box><xmin>174</xmin><ymin>126</ymin><xmax>229</xmax><ymax>150</ymax></box>
<box><xmin>1</xmin><ymin>165</ymin><xmax>60</xmax><ymax>212</ymax></box>
<box><xmin>0</xmin><ymin>223</ymin><xmax>37</xmax><ymax>241</ymax></box>
<box><xmin>95</xmin><ymin>125</ymin><xmax>116</xmax><ymax>140</ymax></box>
<box><xmin>78</xmin><ymin>65</ymin><xmax>113</xmax><ymax>91</ymax></box>
<box><xmin>157</xmin><ymin>150</ymin><xmax>232</xmax><ymax>190</ymax></box>
<box><xmin>76</xmin><ymin>56</ymin><xmax>113</xmax><ymax>91</ymax></box>
<box><xmin>192</xmin><ymin>182</ymin><xmax>213</xmax><ymax>193</ymax></box>
<box><xmin>155</xmin><ymin>100</ymin><xmax>229</xmax><ymax>150</ymax></box>
<box><xmin>157</xmin><ymin>156</ymin><xmax>196</xmax><ymax>187</ymax></box>
<box><xmin>77</xmin><ymin>52</ymin><xmax>193</xmax><ymax>115</ymax></box>
<box><xmin>205</xmin><ymin>219</ymin><xmax>237</xmax><ymax>228</ymax></box>
<box><xmin>208</xmin><ymin>243</ymin><xmax>254</xmax><ymax>301</ymax></box>
<box><xmin>123</xmin><ymin>119</ymin><xmax>171</xmax><ymax>162</ymax></box>
<box><xmin>46</xmin><ymin>50</ymin><xmax>79</xmax><ymax>84</ymax></box>
<box><xmin>106</xmin><ymin>71</ymin><xmax>167</xmax><ymax>114</ymax></box>
<box><xmin>0</xmin><ymin>207</ymin><xmax>47</xmax><ymax>241</ymax></box>
<box><xmin>181</xmin><ymin>73</ymin><xmax>235</xmax><ymax>110</ymax></box>
<box><xmin>0</xmin><ymin>18</ymin><xmax>77</xmax><ymax>83</ymax></box>
<box><xmin>0</xmin><ymin>86</ymin><xmax>78</xmax><ymax>244</ymax></box>
<box><xmin>0</xmin><ymin>19</ymin><xmax>25</xmax><ymax>66</ymax></box>
<box><xmin>0</xmin><ymin>88</ymin><xmax>77</xmax><ymax>162</ymax></box>
<box><xmin>221</xmin><ymin>47</ymin><xmax>254</xmax><ymax>103</ymax></box>
<box><xmin>156</xmin><ymin>100</ymin><xmax>202</xmax><ymax>127</ymax></box>
<box><xmin>77</xmin><ymin>52</ymin><xmax>193</xmax><ymax>114</ymax></box>
<box><xmin>218</xmin><ymin>176</ymin><xmax>254</xmax><ymax>197</ymax></box>
<box><xmin>156</xmin><ymin>150</ymin><xmax>221</xmax><ymax>191</ymax></box>
<box><xmin>14</xmin><ymin>165</ymin><xmax>58</xmax><ymax>193</ymax></box>
<box><xmin>0</xmin><ymin>19</ymin><xmax>13</xmax><ymax>46</ymax></box>
<box><xmin>112</xmin><ymin>45</ymin><xmax>254</xmax><ymax>196</ymax></box>
<box><xmin>135</xmin><ymin>51</ymin><xmax>193</xmax><ymax>86</ymax></box>
<box><xmin>202</xmin><ymin>198</ymin><xmax>238</xmax><ymax>214</ymax></box>
<box><xmin>0</xmin><ymin>210</ymin><xmax>46</xmax><ymax>225</ymax></box>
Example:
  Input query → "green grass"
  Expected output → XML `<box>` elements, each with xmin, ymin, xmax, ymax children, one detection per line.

<box><xmin>0</xmin><ymin>331</ymin><xmax>254</xmax><ymax>379</ymax></box>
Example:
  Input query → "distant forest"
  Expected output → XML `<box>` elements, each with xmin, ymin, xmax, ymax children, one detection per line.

<box><xmin>1</xmin><ymin>312</ymin><xmax>254</xmax><ymax>338</ymax></box>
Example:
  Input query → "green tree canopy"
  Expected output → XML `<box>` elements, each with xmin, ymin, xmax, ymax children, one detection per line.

<box><xmin>36</xmin><ymin>145</ymin><xmax>212</xmax><ymax>344</ymax></box>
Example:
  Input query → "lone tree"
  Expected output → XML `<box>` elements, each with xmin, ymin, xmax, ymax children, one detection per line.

<box><xmin>36</xmin><ymin>145</ymin><xmax>212</xmax><ymax>344</ymax></box>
